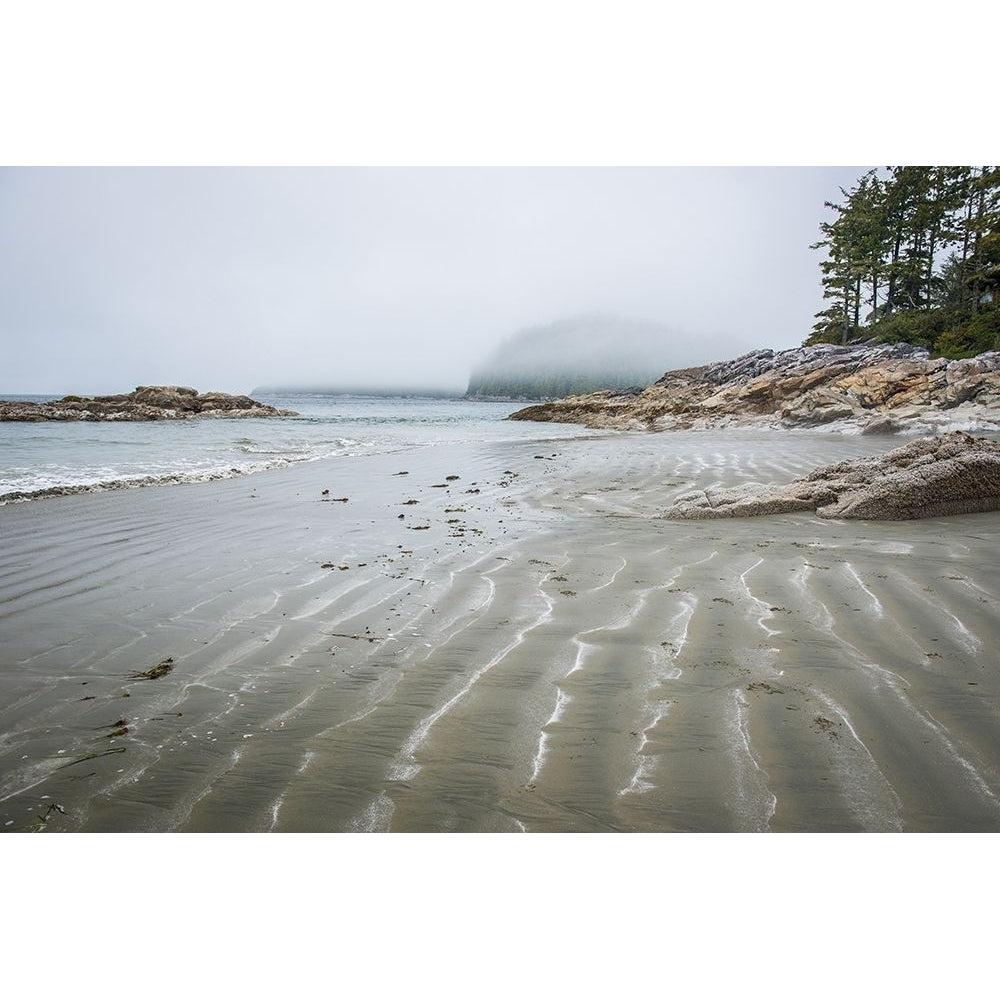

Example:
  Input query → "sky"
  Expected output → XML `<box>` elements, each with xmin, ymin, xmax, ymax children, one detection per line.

<box><xmin>0</xmin><ymin>166</ymin><xmax>871</xmax><ymax>395</ymax></box>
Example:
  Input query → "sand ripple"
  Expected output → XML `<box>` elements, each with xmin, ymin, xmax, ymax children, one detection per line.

<box><xmin>2</xmin><ymin>431</ymin><xmax>999</xmax><ymax>831</ymax></box>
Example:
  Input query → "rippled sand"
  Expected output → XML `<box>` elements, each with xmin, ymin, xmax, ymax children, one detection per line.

<box><xmin>2</xmin><ymin>430</ymin><xmax>999</xmax><ymax>831</ymax></box>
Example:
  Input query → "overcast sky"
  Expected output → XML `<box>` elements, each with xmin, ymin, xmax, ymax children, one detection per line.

<box><xmin>0</xmin><ymin>166</ymin><xmax>870</xmax><ymax>395</ymax></box>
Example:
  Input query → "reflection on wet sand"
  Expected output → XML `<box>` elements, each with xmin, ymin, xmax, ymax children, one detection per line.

<box><xmin>2</xmin><ymin>431</ymin><xmax>999</xmax><ymax>831</ymax></box>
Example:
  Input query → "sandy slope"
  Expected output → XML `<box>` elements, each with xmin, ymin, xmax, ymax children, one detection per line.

<box><xmin>2</xmin><ymin>430</ymin><xmax>999</xmax><ymax>831</ymax></box>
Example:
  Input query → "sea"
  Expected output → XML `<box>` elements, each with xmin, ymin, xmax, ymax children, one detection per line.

<box><xmin>0</xmin><ymin>393</ymin><xmax>596</xmax><ymax>502</ymax></box>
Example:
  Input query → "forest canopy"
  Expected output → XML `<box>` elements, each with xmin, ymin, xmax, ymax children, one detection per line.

<box><xmin>808</xmin><ymin>166</ymin><xmax>1000</xmax><ymax>357</ymax></box>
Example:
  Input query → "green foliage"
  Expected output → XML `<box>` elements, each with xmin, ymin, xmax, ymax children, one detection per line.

<box><xmin>805</xmin><ymin>311</ymin><xmax>858</xmax><ymax>346</ymax></box>
<box><xmin>869</xmin><ymin>307</ymin><xmax>968</xmax><ymax>349</ymax></box>
<box><xmin>809</xmin><ymin>166</ymin><xmax>1000</xmax><ymax>355</ymax></box>
<box><xmin>866</xmin><ymin>304</ymin><xmax>999</xmax><ymax>358</ymax></box>
<box><xmin>929</xmin><ymin>308</ymin><xmax>1000</xmax><ymax>358</ymax></box>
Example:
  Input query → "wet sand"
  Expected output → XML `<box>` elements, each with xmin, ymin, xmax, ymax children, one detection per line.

<box><xmin>2</xmin><ymin>429</ymin><xmax>999</xmax><ymax>832</ymax></box>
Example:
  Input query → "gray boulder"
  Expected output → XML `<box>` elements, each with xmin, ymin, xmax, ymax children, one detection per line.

<box><xmin>661</xmin><ymin>432</ymin><xmax>1000</xmax><ymax>521</ymax></box>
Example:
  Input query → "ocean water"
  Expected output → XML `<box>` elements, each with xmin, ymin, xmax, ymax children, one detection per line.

<box><xmin>0</xmin><ymin>394</ymin><xmax>595</xmax><ymax>502</ymax></box>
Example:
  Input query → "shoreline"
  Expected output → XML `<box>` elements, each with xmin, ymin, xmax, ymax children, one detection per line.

<box><xmin>3</xmin><ymin>430</ymin><xmax>999</xmax><ymax>831</ymax></box>
<box><xmin>507</xmin><ymin>343</ymin><xmax>1000</xmax><ymax>438</ymax></box>
<box><xmin>6</xmin><ymin>416</ymin><xmax>991</xmax><ymax>507</ymax></box>
<box><xmin>0</xmin><ymin>396</ymin><xmax>592</xmax><ymax>505</ymax></box>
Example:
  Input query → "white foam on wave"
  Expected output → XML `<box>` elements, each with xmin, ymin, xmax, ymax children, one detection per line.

<box><xmin>0</xmin><ymin>456</ymin><xmax>309</xmax><ymax>503</ymax></box>
<box><xmin>906</xmin><ymin>415</ymin><xmax>1000</xmax><ymax>435</ymax></box>
<box><xmin>235</xmin><ymin>435</ymin><xmax>360</xmax><ymax>456</ymax></box>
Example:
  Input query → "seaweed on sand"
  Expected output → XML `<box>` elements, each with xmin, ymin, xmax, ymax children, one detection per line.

<box><xmin>131</xmin><ymin>657</ymin><xmax>174</xmax><ymax>680</ymax></box>
<box><xmin>55</xmin><ymin>746</ymin><xmax>126</xmax><ymax>769</ymax></box>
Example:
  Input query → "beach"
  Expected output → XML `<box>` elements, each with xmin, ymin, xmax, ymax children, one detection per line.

<box><xmin>2</xmin><ymin>427</ymin><xmax>999</xmax><ymax>832</ymax></box>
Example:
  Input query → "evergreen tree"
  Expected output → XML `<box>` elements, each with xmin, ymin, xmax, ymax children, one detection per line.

<box><xmin>964</xmin><ymin>166</ymin><xmax>1000</xmax><ymax>309</ymax></box>
<box><xmin>808</xmin><ymin>166</ymin><xmax>1000</xmax><ymax>355</ymax></box>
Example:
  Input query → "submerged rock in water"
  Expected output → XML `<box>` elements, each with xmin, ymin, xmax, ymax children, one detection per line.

<box><xmin>508</xmin><ymin>343</ymin><xmax>1000</xmax><ymax>434</ymax></box>
<box><xmin>660</xmin><ymin>431</ymin><xmax>1000</xmax><ymax>520</ymax></box>
<box><xmin>0</xmin><ymin>386</ymin><xmax>298</xmax><ymax>421</ymax></box>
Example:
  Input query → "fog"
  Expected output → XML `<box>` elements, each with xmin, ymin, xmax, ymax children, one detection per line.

<box><xmin>472</xmin><ymin>312</ymin><xmax>752</xmax><ymax>383</ymax></box>
<box><xmin>0</xmin><ymin>166</ymin><xmax>869</xmax><ymax>395</ymax></box>
<box><xmin>467</xmin><ymin>313</ymin><xmax>695</xmax><ymax>398</ymax></box>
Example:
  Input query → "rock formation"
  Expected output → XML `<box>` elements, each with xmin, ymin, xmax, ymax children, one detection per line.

<box><xmin>0</xmin><ymin>386</ymin><xmax>298</xmax><ymax>421</ymax></box>
<box><xmin>660</xmin><ymin>432</ymin><xmax>1000</xmax><ymax>520</ymax></box>
<box><xmin>508</xmin><ymin>343</ymin><xmax>1000</xmax><ymax>434</ymax></box>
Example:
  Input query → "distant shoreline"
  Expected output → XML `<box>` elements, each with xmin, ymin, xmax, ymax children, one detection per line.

<box><xmin>251</xmin><ymin>386</ymin><xmax>466</xmax><ymax>399</ymax></box>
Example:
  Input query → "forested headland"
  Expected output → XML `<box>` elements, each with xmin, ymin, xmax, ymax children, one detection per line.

<box><xmin>465</xmin><ymin>314</ymin><xmax>672</xmax><ymax>399</ymax></box>
<box><xmin>808</xmin><ymin>166</ymin><xmax>1000</xmax><ymax>357</ymax></box>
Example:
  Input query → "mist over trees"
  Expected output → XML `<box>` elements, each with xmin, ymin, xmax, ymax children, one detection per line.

<box><xmin>808</xmin><ymin>166</ymin><xmax>1000</xmax><ymax>356</ymax></box>
<box><xmin>465</xmin><ymin>314</ymin><xmax>679</xmax><ymax>399</ymax></box>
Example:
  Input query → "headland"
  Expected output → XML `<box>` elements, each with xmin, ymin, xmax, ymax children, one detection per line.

<box><xmin>509</xmin><ymin>343</ymin><xmax>1000</xmax><ymax>435</ymax></box>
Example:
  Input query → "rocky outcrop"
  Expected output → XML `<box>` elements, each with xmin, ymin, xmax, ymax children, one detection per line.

<box><xmin>660</xmin><ymin>432</ymin><xmax>1000</xmax><ymax>520</ymax></box>
<box><xmin>0</xmin><ymin>386</ymin><xmax>298</xmax><ymax>421</ymax></box>
<box><xmin>508</xmin><ymin>343</ymin><xmax>1000</xmax><ymax>434</ymax></box>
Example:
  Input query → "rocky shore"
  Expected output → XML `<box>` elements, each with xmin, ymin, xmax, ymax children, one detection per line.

<box><xmin>661</xmin><ymin>431</ymin><xmax>1000</xmax><ymax>520</ymax></box>
<box><xmin>508</xmin><ymin>343</ymin><xmax>1000</xmax><ymax>434</ymax></box>
<box><xmin>0</xmin><ymin>385</ymin><xmax>297</xmax><ymax>421</ymax></box>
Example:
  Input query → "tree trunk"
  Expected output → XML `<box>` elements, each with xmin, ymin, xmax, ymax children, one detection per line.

<box><xmin>926</xmin><ymin>231</ymin><xmax>936</xmax><ymax>309</ymax></box>
<box><xmin>971</xmin><ymin>173</ymin><xmax>987</xmax><ymax>314</ymax></box>
<box><xmin>887</xmin><ymin>226</ymin><xmax>902</xmax><ymax>312</ymax></box>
